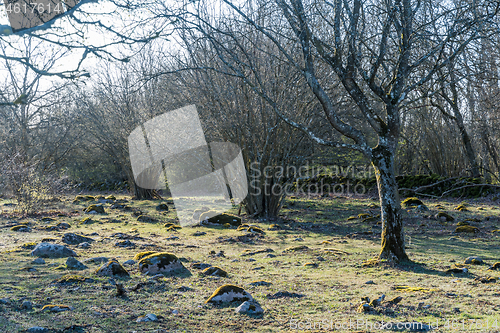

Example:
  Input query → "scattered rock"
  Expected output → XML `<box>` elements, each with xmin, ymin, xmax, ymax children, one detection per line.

<box><xmin>123</xmin><ymin>260</ymin><xmax>136</xmax><ymax>265</ymax></box>
<box><xmin>487</xmin><ymin>262</ymin><xmax>500</xmax><ymax>270</ymax></box>
<box><xmin>32</xmin><ymin>258</ymin><xmax>45</xmax><ymax>265</ymax></box>
<box><xmin>31</xmin><ymin>243</ymin><xmax>77</xmax><ymax>258</ymax></box>
<box><xmin>136</xmin><ymin>313</ymin><xmax>158</xmax><ymax>322</ymax></box>
<box><xmin>78</xmin><ymin>242</ymin><xmax>91</xmax><ymax>249</ymax></box>
<box><xmin>455</xmin><ymin>204</ymin><xmax>468</xmax><ymax>211</ymax></box>
<box><xmin>115</xmin><ymin>240</ymin><xmax>136</xmax><ymax>248</ymax></box>
<box><xmin>303</xmin><ymin>262</ymin><xmax>318</xmax><ymax>268</ymax></box>
<box><xmin>455</xmin><ymin>226</ymin><xmax>479</xmax><ymax>233</ymax></box>
<box><xmin>56</xmin><ymin>222</ymin><xmax>71</xmax><ymax>230</ymax></box>
<box><xmin>55</xmin><ymin>275</ymin><xmax>94</xmax><ymax>284</ymax></box>
<box><xmin>83</xmin><ymin>257</ymin><xmax>109</xmax><ymax>264</ymax></box>
<box><xmin>266</xmin><ymin>291</ymin><xmax>304</xmax><ymax>299</ymax></box>
<box><xmin>156</xmin><ymin>203</ymin><xmax>169</xmax><ymax>211</ymax></box>
<box><xmin>66</xmin><ymin>257</ymin><xmax>88</xmax><ymax>270</ymax></box>
<box><xmin>436</xmin><ymin>212</ymin><xmax>454</xmax><ymax>222</ymax></box>
<box><xmin>235</xmin><ymin>301</ymin><xmax>264</xmax><ymax>315</ymax></box>
<box><xmin>138</xmin><ymin>252</ymin><xmax>190</xmax><ymax>276</ymax></box>
<box><xmin>21</xmin><ymin>300</ymin><xmax>33</xmax><ymax>310</ymax></box>
<box><xmin>464</xmin><ymin>256</ymin><xmax>483</xmax><ymax>265</ymax></box>
<box><xmin>0</xmin><ymin>298</ymin><xmax>11</xmax><ymax>304</ymax></box>
<box><xmin>10</xmin><ymin>225</ymin><xmax>31</xmax><ymax>232</ymax></box>
<box><xmin>357</xmin><ymin>303</ymin><xmax>375</xmax><ymax>313</ymax></box>
<box><xmin>386</xmin><ymin>296</ymin><xmax>403</xmax><ymax>305</ymax></box>
<box><xmin>264</xmin><ymin>253</ymin><xmax>276</xmax><ymax>258</ymax></box>
<box><xmin>365</xmin><ymin>280</ymin><xmax>375</xmax><ymax>285</ymax></box>
<box><xmin>192</xmin><ymin>231</ymin><xmax>206</xmax><ymax>236</ymax></box>
<box><xmin>84</xmin><ymin>204</ymin><xmax>105</xmax><ymax>214</ymax></box>
<box><xmin>191</xmin><ymin>262</ymin><xmax>212</xmax><ymax>270</ymax></box>
<box><xmin>474</xmin><ymin>276</ymin><xmax>496</xmax><ymax>283</ymax></box>
<box><xmin>95</xmin><ymin>259</ymin><xmax>130</xmax><ymax>277</ymax></box>
<box><xmin>202</xmin><ymin>213</ymin><xmax>242</xmax><ymax>226</ymax></box>
<box><xmin>41</xmin><ymin>304</ymin><xmax>74</xmax><ymax>312</ymax></box>
<box><xmin>248</xmin><ymin>280</ymin><xmax>272</xmax><ymax>286</ymax></box>
<box><xmin>202</xmin><ymin>266</ymin><xmax>228</xmax><ymax>277</ymax></box>
<box><xmin>416</xmin><ymin>205</ymin><xmax>429</xmax><ymax>211</ymax></box>
<box><xmin>62</xmin><ymin>233</ymin><xmax>94</xmax><ymax>245</ymax></box>
<box><xmin>137</xmin><ymin>215</ymin><xmax>158</xmax><ymax>223</ymax></box>
<box><xmin>402</xmin><ymin>197</ymin><xmax>424</xmax><ymax>208</ymax></box>
<box><xmin>445</xmin><ymin>267</ymin><xmax>468</xmax><ymax>274</ymax></box>
<box><xmin>206</xmin><ymin>285</ymin><xmax>253</xmax><ymax>304</ymax></box>
<box><xmin>27</xmin><ymin>327</ymin><xmax>49</xmax><ymax>333</ymax></box>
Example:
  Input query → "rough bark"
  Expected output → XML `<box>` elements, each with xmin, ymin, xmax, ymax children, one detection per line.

<box><xmin>372</xmin><ymin>145</ymin><xmax>409</xmax><ymax>262</ymax></box>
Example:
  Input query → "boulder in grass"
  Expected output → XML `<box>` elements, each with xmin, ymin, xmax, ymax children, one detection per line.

<box><xmin>31</xmin><ymin>243</ymin><xmax>77</xmax><ymax>258</ymax></box>
<box><xmin>138</xmin><ymin>252</ymin><xmax>190</xmax><ymax>276</ymax></box>
<box><xmin>66</xmin><ymin>257</ymin><xmax>88</xmax><ymax>270</ymax></box>
<box><xmin>95</xmin><ymin>259</ymin><xmax>130</xmax><ymax>277</ymax></box>
<box><xmin>62</xmin><ymin>233</ymin><xmax>94</xmax><ymax>245</ymax></box>
<box><xmin>202</xmin><ymin>266</ymin><xmax>228</xmax><ymax>277</ymax></box>
<box><xmin>155</xmin><ymin>203</ymin><xmax>169</xmax><ymax>212</ymax></box>
<box><xmin>235</xmin><ymin>301</ymin><xmax>264</xmax><ymax>315</ymax></box>
<box><xmin>464</xmin><ymin>256</ymin><xmax>483</xmax><ymax>265</ymax></box>
<box><xmin>436</xmin><ymin>212</ymin><xmax>455</xmax><ymax>222</ymax></box>
<box><xmin>401</xmin><ymin>197</ymin><xmax>424</xmax><ymax>208</ymax></box>
<box><xmin>137</xmin><ymin>215</ymin><xmax>158</xmax><ymax>223</ymax></box>
<box><xmin>206</xmin><ymin>284</ymin><xmax>253</xmax><ymax>304</ymax></box>
<box><xmin>41</xmin><ymin>304</ymin><xmax>74</xmax><ymax>312</ymax></box>
<box><xmin>201</xmin><ymin>213</ymin><xmax>242</xmax><ymax>226</ymax></box>
<box><xmin>84</xmin><ymin>204</ymin><xmax>105</xmax><ymax>214</ymax></box>
<box><xmin>456</xmin><ymin>226</ymin><xmax>479</xmax><ymax>233</ymax></box>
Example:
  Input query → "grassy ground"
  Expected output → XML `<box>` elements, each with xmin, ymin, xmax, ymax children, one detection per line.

<box><xmin>0</xmin><ymin>194</ymin><xmax>499</xmax><ymax>332</ymax></box>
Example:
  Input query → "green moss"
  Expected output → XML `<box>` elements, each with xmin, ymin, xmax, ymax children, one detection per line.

<box><xmin>357</xmin><ymin>213</ymin><xmax>371</xmax><ymax>219</ymax></box>
<box><xmin>10</xmin><ymin>225</ymin><xmax>29</xmax><ymax>231</ymax></box>
<box><xmin>394</xmin><ymin>285</ymin><xmax>436</xmax><ymax>293</ymax></box>
<box><xmin>454</xmin><ymin>204</ymin><xmax>468</xmax><ymax>211</ymax></box>
<box><xmin>457</xmin><ymin>221</ymin><xmax>470</xmax><ymax>226</ymax></box>
<box><xmin>166</xmin><ymin>225</ymin><xmax>182</xmax><ymax>231</ymax></box>
<box><xmin>21</xmin><ymin>242</ymin><xmax>37</xmax><ymax>250</ymax></box>
<box><xmin>84</xmin><ymin>204</ymin><xmax>105</xmax><ymax>214</ymax></box>
<box><xmin>202</xmin><ymin>266</ymin><xmax>228</xmax><ymax>277</ymax></box>
<box><xmin>133</xmin><ymin>251</ymin><xmax>157</xmax><ymax>261</ymax></box>
<box><xmin>247</xmin><ymin>226</ymin><xmax>265</xmax><ymax>234</ymax></box>
<box><xmin>205</xmin><ymin>284</ymin><xmax>250</xmax><ymax>304</ymax></box>
<box><xmin>105</xmin><ymin>195</ymin><xmax>116</xmax><ymax>200</ymax></box>
<box><xmin>456</xmin><ymin>225</ymin><xmax>479</xmax><ymax>233</ymax></box>
<box><xmin>401</xmin><ymin>197</ymin><xmax>424</xmax><ymax>208</ymax></box>
<box><xmin>436</xmin><ymin>212</ymin><xmax>455</xmax><ymax>221</ymax></box>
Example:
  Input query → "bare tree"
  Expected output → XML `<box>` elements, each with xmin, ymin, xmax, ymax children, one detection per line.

<box><xmin>154</xmin><ymin>0</ymin><xmax>499</xmax><ymax>261</ymax></box>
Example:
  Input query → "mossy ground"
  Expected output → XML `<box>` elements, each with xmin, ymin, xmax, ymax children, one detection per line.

<box><xmin>0</xmin><ymin>194</ymin><xmax>499</xmax><ymax>332</ymax></box>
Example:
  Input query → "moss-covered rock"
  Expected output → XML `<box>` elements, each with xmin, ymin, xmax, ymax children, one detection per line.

<box><xmin>21</xmin><ymin>242</ymin><xmax>37</xmax><ymax>250</ymax></box>
<box><xmin>457</xmin><ymin>221</ymin><xmax>470</xmax><ymax>226</ymax></box>
<box><xmin>41</xmin><ymin>304</ymin><xmax>74</xmax><ymax>312</ymax></box>
<box><xmin>105</xmin><ymin>195</ymin><xmax>116</xmax><ymax>201</ymax></box>
<box><xmin>137</xmin><ymin>215</ymin><xmax>158</xmax><ymax>223</ymax></box>
<box><xmin>155</xmin><ymin>203</ymin><xmax>169</xmax><ymax>212</ymax></box>
<box><xmin>303</xmin><ymin>262</ymin><xmax>318</xmax><ymax>268</ymax></box>
<box><xmin>464</xmin><ymin>256</ymin><xmax>483</xmax><ymax>265</ymax></box>
<box><xmin>166</xmin><ymin>225</ymin><xmax>182</xmax><ymax>231</ymax></box>
<box><xmin>205</xmin><ymin>213</ymin><xmax>242</xmax><ymax>226</ymax></box>
<box><xmin>283</xmin><ymin>245</ymin><xmax>309</xmax><ymax>253</ymax></box>
<box><xmin>357</xmin><ymin>213</ymin><xmax>371</xmax><ymax>219</ymax></box>
<box><xmin>205</xmin><ymin>284</ymin><xmax>253</xmax><ymax>304</ymax></box>
<box><xmin>386</xmin><ymin>296</ymin><xmax>403</xmax><ymax>305</ymax></box>
<box><xmin>163</xmin><ymin>222</ymin><xmax>175</xmax><ymax>228</ymax></box>
<box><xmin>10</xmin><ymin>225</ymin><xmax>30</xmax><ymax>232</ymax></box>
<box><xmin>487</xmin><ymin>262</ymin><xmax>500</xmax><ymax>270</ymax></box>
<box><xmin>402</xmin><ymin>197</ymin><xmax>424</xmax><ymax>208</ymax></box>
<box><xmin>75</xmin><ymin>195</ymin><xmax>95</xmax><ymax>202</ymax></box>
<box><xmin>138</xmin><ymin>252</ymin><xmax>189</xmax><ymax>276</ymax></box>
<box><xmin>80</xmin><ymin>217</ymin><xmax>94</xmax><ymax>225</ymax></box>
<box><xmin>237</xmin><ymin>224</ymin><xmax>250</xmax><ymax>231</ymax></box>
<box><xmin>84</xmin><ymin>204</ymin><xmax>105</xmax><ymax>214</ymax></box>
<box><xmin>247</xmin><ymin>226</ymin><xmax>265</xmax><ymax>234</ymax></box>
<box><xmin>456</xmin><ymin>225</ymin><xmax>479</xmax><ymax>233</ymax></box>
<box><xmin>95</xmin><ymin>259</ymin><xmax>129</xmax><ymax>277</ymax></box>
<box><xmin>202</xmin><ymin>266</ymin><xmax>228</xmax><ymax>277</ymax></box>
<box><xmin>248</xmin><ymin>280</ymin><xmax>272</xmax><ymax>286</ymax></box>
<box><xmin>268</xmin><ymin>224</ymin><xmax>281</xmax><ymax>231</ymax></box>
<box><xmin>199</xmin><ymin>210</ymin><xmax>218</xmax><ymax>221</ymax></box>
<box><xmin>133</xmin><ymin>251</ymin><xmax>158</xmax><ymax>261</ymax></box>
<box><xmin>454</xmin><ymin>204</ymin><xmax>468</xmax><ymax>211</ymax></box>
<box><xmin>436</xmin><ymin>212</ymin><xmax>454</xmax><ymax>222</ymax></box>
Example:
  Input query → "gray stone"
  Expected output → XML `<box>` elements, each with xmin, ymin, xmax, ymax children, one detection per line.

<box><xmin>123</xmin><ymin>260</ymin><xmax>136</xmax><ymax>265</ymax></box>
<box><xmin>66</xmin><ymin>257</ymin><xmax>88</xmax><ymax>270</ymax></box>
<box><xmin>83</xmin><ymin>257</ymin><xmax>109</xmax><ymax>264</ymax></box>
<box><xmin>235</xmin><ymin>301</ymin><xmax>264</xmax><ymax>315</ymax></box>
<box><xmin>464</xmin><ymin>256</ymin><xmax>483</xmax><ymax>265</ymax></box>
<box><xmin>27</xmin><ymin>327</ymin><xmax>49</xmax><ymax>333</ymax></box>
<box><xmin>0</xmin><ymin>298</ymin><xmax>11</xmax><ymax>304</ymax></box>
<box><xmin>31</xmin><ymin>258</ymin><xmax>45</xmax><ymax>265</ymax></box>
<box><xmin>136</xmin><ymin>313</ymin><xmax>158</xmax><ymax>322</ymax></box>
<box><xmin>78</xmin><ymin>242</ymin><xmax>91</xmax><ymax>249</ymax></box>
<box><xmin>31</xmin><ymin>243</ymin><xmax>77</xmax><ymax>258</ymax></box>
<box><xmin>62</xmin><ymin>233</ymin><xmax>94</xmax><ymax>245</ymax></box>
<box><xmin>21</xmin><ymin>300</ymin><xmax>33</xmax><ymax>310</ymax></box>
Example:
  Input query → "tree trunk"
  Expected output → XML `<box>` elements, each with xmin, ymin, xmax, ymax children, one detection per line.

<box><xmin>133</xmin><ymin>183</ymin><xmax>162</xmax><ymax>200</ymax></box>
<box><xmin>372</xmin><ymin>145</ymin><xmax>409</xmax><ymax>262</ymax></box>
